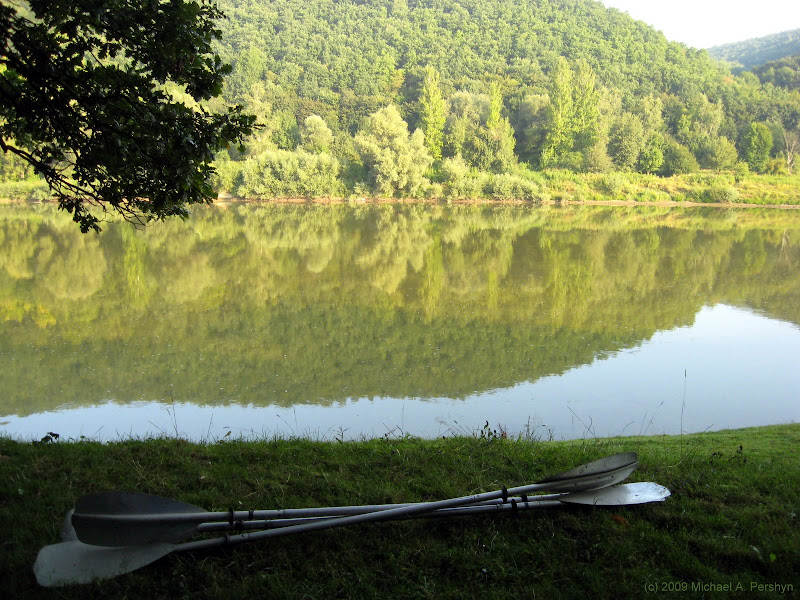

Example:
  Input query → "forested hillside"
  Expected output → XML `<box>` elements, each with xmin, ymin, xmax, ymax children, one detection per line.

<box><xmin>202</xmin><ymin>0</ymin><xmax>800</xmax><ymax>196</ymax></box>
<box><xmin>708</xmin><ymin>29</ymin><xmax>800</xmax><ymax>69</ymax></box>
<box><xmin>3</xmin><ymin>0</ymin><xmax>800</xmax><ymax>202</ymax></box>
<box><xmin>752</xmin><ymin>55</ymin><xmax>800</xmax><ymax>92</ymax></box>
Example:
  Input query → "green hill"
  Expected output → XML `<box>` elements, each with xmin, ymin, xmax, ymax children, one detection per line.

<box><xmin>202</xmin><ymin>0</ymin><xmax>800</xmax><ymax>188</ymax></box>
<box><xmin>216</xmin><ymin>0</ymin><xmax>725</xmax><ymax>110</ymax></box>
<box><xmin>3</xmin><ymin>0</ymin><xmax>800</xmax><ymax>200</ymax></box>
<box><xmin>752</xmin><ymin>54</ymin><xmax>800</xmax><ymax>91</ymax></box>
<box><xmin>707</xmin><ymin>28</ymin><xmax>800</xmax><ymax>69</ymax></box>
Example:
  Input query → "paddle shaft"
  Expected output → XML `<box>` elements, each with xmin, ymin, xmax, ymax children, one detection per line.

<box><xmin>195</xmin><ymin>495</ymin><xmax>566</xmax><ymax>533</ymax></box>
<box><xmin>179</xmin><ymin>498</ymin><xmax>566</xmax><ymax>551</ymax></box>
<box><xmin>76</xmin><ymin>490</ymin><xmax>561</xmax><ymax>525</ymax></box>
<box><xmin>193</xmin><ymin>480</ymin><xmax>671</xmax><ymax>534</ymax></box>
<box><xmin>174</xmin><ymin>463</ymin><xmax>636</xmax><ymax>550</ymax></box>
<box><xmin>69</xmin><ymin>453</ymin><xmax>639</xmax><ymax>547</ymax></box>
<box><xmin>73</xmin><ymin>461</ymin><xmax>637</xmax><ymax>527</ymax></box>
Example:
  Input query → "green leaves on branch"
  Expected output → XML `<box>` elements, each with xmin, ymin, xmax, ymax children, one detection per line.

<box><xmin>0</xmin><ymin>0</ymin><xmax>255</xmax><ymax>232</ymax></box>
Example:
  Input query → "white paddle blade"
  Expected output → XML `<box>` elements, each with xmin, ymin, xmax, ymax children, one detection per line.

<box><xmin>559</xmin><ymin>482</ymin><xmax>671</xmax><ymax>506</ymax></box>
<box><xmin>33</xmin><ymin>540</ymin><xmax>174</xmax><ymax>587</ymax></box>
<box><xmin>61</xmin><ymin>509</ymin><xmax>77</xmax><ymax>542</ymax></box>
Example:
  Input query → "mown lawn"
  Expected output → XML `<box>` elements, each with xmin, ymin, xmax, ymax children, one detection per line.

<box><xmin>1</xmin><ymin>424</ymin><xmax>798</xmax><ymax>599</ymax></box>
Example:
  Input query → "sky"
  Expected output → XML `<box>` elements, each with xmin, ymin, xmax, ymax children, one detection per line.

<box><xmin>600</xmin><ymin>1</ymin><xmax>800</xmax><ymax>49</ymax></box>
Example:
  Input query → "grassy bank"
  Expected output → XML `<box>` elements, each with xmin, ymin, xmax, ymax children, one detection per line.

<box><xmin>1</xmin><ymin>424</ymin><xmax>798</xmax><ymax>599</ymax></box>
<box><xmin>3</xmin><ymin>169</ymin><xmax>800</xmax><ymax>208</ymax></box>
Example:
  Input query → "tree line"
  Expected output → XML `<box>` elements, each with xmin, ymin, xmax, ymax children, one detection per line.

<box><xmin>204</xmin><ymin>0</ymin><xmax>800</xmax><ymax>199</ymax></box>
<box><xmin>3</xmin><ymin>0</ymin><xmax>800</xmax><ymax>216</ymax></box>
<box><xmin>708</xmin><ymin>28</ymin><xmax>800</xmax><ymax>69</ymax></box>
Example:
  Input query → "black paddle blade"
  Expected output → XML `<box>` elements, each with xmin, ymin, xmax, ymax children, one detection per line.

<box><xmin>73</xmin><ymin>491</ymin><xmax>207</xmax><ymax>546</ymax></box>
<box><xmin>532</xmin><ymin>460</ymin><xmax>638</xmax><ymax>493</ymax></box>
<box><xmin>537</xmin><ymin>452</ymin><xmax>638</xmax><ymax>483</ymax></box>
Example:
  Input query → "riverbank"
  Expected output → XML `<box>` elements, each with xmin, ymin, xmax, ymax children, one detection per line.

<box><xmin>1</xmin><ymin>424</ymin><xmax>798</xmax><ymax>598</ymax></box>
<box><xmin>3</xmin><ymin>169</ymin><xmax>800</xmax><ymax>210</ymax></box>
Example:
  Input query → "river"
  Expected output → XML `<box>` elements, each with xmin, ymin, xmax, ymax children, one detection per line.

<box><xmin>1</xmin><ymin>202</ymin><xmax>798</xmax><ymax>441</ymax></box>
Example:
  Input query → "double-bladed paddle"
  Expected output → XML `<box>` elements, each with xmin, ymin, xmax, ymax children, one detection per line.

<box><xmin>35</xmin><ymin>481</ymin><xmax>670</xmax><ymax>587</ymax></box>
<box><xmin>71</xmin><ymin>452</ymin><xmax>638</xmax><ymax>547</ymax></box>
<box><xmin>35</xmin><ymin>452</ymin><xmax>648</xmax><ymax>586</ymax></box>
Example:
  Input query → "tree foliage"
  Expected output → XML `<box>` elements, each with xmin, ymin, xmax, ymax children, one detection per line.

<box><xmin>741</xmin><ymin>123</ymin><xmax>774</xmax><ymax>172</ymax></box>
<box><xmin>540</xmin><ymin>58</ymin><xmax>600</xmax><ymax>168</ymax></box>
<box><xmin>0</xmin><ymin>0</ymin><xmax>254</xmax><ymax>231</ymax></box>
<box><xmin>470</xmin><ymin>83</ymin><xmax>516</xmax><ymax>172</ymax></box>
<box><xmin>419</xmin><ymin>65</ymin><xmax>446</xmax><ymax>162</ymax></box>
<box><xmin>4</xmin><ymin>0</ymin><xmax>800</xmax><ymax>208</ymax></box>
<box><xmin>238</xmin><ymin>148</ymin><xmax>341</xmax><ymax>198</ymax></box>
<box><xmin>752</xmin><ymin>54</ymin><xmax>800</xmax><ymax>91</ymax></box>
<box><xmin>302</xmin><ymin>115</ymin><xmax>334</xmax><ymax>154</ymax></box>
<box><xmin>354</xmin><ymin>105</ymin><xmax>432</xmax><ymax>197</ymax></box>
<box><xmin>660</xmin><ymin>137</ymin><xmax>700</xmax><ymax>176</ymax></box>
<box><xmin>708</xmin><ymin>29</ymin><xmax>800</xmax><ymax>69</ymax></box>
<box><xmin>699</xmin><ymin>136</ymin><xmax>739</xmax><ymax>172</ymax></box>
<box><xmin>609</xmin><ymin>114</ymin><xmax>645</xmax><ymax>171</ymax></box>
<box><xmin>541</xmin><ymin>57</ymin><xmax>575</xmax><ymax>168</ymax></box>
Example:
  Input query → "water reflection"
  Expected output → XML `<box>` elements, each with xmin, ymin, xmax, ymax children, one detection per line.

<box><xmin>0</xmin><ymin>203</ymin><xmax>798</xmax><ymax>439</ymax></box>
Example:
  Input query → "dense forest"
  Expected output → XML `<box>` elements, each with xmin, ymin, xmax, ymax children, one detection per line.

<box><xmin>752</xmin><ymin>55</ymin><xmax>800</xmax><ymax>92</ymax></box>
<box><xmin>2</xmin><ymin>0</ymin><xmax>800</xmax><ymax>202</ymax></box>
<box><xmin>1</xmin><ymin>203</ymin><xmax>798</xmax><ymax>415</ymax></box>
<box><xmin>708</xmin><ymin>28</ymin><xmax>800</xmax><ymax>69</ymax></box>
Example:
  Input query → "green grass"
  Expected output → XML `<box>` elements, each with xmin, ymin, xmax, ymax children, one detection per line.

<box><xmin>1</xmin><ymin>425</ymin><xmax>799</xmax><ymax>599</ymax></box>
<box><xmin>537</xmin><ymin>170</ymin><xmax>800</xmax><ymax>206</ymax></box>
<box><xmin>4</xmin><ymin>167</ymin><xmax>800</xmax><ymax>208</ymax></box>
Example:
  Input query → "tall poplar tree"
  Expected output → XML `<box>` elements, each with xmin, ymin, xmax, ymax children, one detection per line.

<box><xmin>479</xmin><ymin>82</ymin><xmax>516</xmax><ymax>172</ymax></box>
<box><xmin>571</xmin><ymin>59</ymin><xmax>600</xmax><ymax>153</ymax></box>
<box><xmin>540</xmin><ymin>57</ymin><xmax>574</xmax><ymax>168</ymax></box>
<box><xmin>419</xmin><ymin>65</ymin><xmax>446</xmax><ymax>162</ymax></box>
<box><xmin>541</xmin><ymin>58</ymin><xmax>600</xmax><ymax>168</ymax></box>
<box><xmin>741</xmin><ymin>123</ymin><xmax>773</xmax><ymax>172</ymax></box>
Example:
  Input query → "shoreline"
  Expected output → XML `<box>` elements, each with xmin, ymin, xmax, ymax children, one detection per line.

<box><xmin>4</xmin><ymin>194</ymin><xmax>800</xmax><ymax>211</ymax></box>
<box><xmin>1</xmin><ymin>421</ymin><xmax>797</xmax><ymax>445</ymax></box>
<box><xmin>2</xmin><ymin>423</ymin><xmax>798</xmax><ymax>596</ymax></box>
<box><xmin>211</xmin><ymin>196</ymin><xmax>800</xmax><ymax>210</ymax></box>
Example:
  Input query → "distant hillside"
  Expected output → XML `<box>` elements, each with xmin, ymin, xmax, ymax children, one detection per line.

<box><xmin>751</xmin><ymin>55</ymin><xmax>800</xmax><ymax>91</ymax></box>
<box><xmin>6</xmin><ymin>0</ymin><xmax>800</xmax><ymax>198</ymax></box>
<box><xmin>211</xmin><ymin>1</ymin><xmax>796</xmax><ymax>139</ymax></box>
<box><xmin>216</xmin><ymin>0</ymin><xmax>731</xmax><ymax>116</ymax></box>
<box><xmin>708</xmin><ymin>29</ymin><xmax>800</xmax><ymax>68</ymax></box>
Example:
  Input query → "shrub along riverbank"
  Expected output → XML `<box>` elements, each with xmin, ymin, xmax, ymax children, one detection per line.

<box><xmin>2</xmin><ymin>168</ymin><xmax>800</xmax><ymax>208</ymax></box>
<box><xmin>1</xmin><ymin>424</ymin><xmax>798</xmax><ymax>598</ymax></box>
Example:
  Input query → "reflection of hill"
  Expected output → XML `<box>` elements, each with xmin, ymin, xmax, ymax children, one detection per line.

<box><xmin>1</xmin><ymin>204</ymin><xmax>799</xmax><ymax>416</ymax></box>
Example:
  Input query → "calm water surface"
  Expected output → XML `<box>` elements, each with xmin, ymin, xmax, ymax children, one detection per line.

<box><xmin>1</xmin><ymin>203</ymin><xmax>798</xmax><ymax>440</ymax></box>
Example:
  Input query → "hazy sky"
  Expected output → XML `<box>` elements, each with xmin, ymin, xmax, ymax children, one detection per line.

<box><xmin>600</xmin><ymin>1</ymin><xmax>800</xmax><ymax>48</ymax></box>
